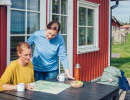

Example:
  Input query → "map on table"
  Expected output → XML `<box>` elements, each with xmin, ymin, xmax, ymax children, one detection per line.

<box><xmin>30</xmin><ymin>80</ymin><xmax>71</xmax><ymax>94</ymax></box>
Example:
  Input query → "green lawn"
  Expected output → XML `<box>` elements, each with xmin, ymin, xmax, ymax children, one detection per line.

<box><xmin>111</xmin><ymin>33</ymin><xmax>130</xmax><ymax>77</ymax></box>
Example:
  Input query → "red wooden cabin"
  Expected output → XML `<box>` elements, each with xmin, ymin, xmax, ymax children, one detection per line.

<box><xmin>0</xmin><ymin>0</ymin><xmax>125</xmax><ymax>81</ymax></box>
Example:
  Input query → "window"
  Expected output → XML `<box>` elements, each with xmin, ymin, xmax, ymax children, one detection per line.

<box><xmin>49</xmin><ymin>0</ymin><xmax>68</xmax><ymax>51</ymax></box>
<box><xmin>77</xmin><ymin>0</ymin><xmax>99</xmax><ymax>54</ymax></box>
<box><xmin>10</xmin><ymin>0</ymin><xmax>41</xmax><ymax>61</ymax></box>
<box><xmin>49</xmin><ymin>0</ymin><xmax>72</xmax><ymax>74</ymax></box>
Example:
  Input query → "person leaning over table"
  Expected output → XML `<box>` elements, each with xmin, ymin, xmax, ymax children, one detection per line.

<box><xmin>0</xmin><ymin>42</ymin><xmax>35</xmax><ymax>91</ymax></box>
<box><xmin>27</xmin><ymin>20</ymin><xmax>74</xmax><ymax>81</ymax></box>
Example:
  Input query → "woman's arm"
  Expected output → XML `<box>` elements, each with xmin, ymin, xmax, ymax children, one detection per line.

<box><xmin>64</xmin><ymin>69</ymin><xmax>74</xmax><ymax>79</ymax></box>
<box><xmin>2</xmin><ymin>84</ymin><xmax>34</xmax><ymax>91</ymax></box>
<box><xmin>0</xmin><ymin>62</ymin><xmax>15</xmax><ymax>91</ymax></box>
<box><xmin>2</xmin><ymin>84</ymin><xmax>17</xmax><ymax>91</ymax></box>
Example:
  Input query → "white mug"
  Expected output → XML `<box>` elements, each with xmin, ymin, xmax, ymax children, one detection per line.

<box><xmin>17</xmin><ymin>83</ymin><xmax>25</xmax><ymax>92</ymax></box>
<box><xmin>57</xmin><ymin>74</ymin><xmax>65</xmax><ymax>82</ymax></box>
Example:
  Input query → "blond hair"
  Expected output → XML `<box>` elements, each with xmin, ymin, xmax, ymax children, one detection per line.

<box><xmin>17</xmin><ymin>42</ymin><xmax>31</xmax><ymax>54</ymax></box>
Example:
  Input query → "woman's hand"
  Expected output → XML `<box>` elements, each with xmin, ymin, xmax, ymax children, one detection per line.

<box><xmin>64</xmin><ymin>69</ymin><xmax>74</xmax><ymax>80</ymax></box>
<box><xmin>67</xmin><ymin>75</ymin><xmax>74</xmax><ymax>80</ymax></box>
<box><xmin>25</xmin><ymin>83</ymin><xmax>34</xmax><ymax>90</ymax></box>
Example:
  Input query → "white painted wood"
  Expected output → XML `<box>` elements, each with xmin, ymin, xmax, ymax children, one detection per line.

<box><xmin>7</xmin><ymin>6</ymin><xmax>11</xmax><ymax>65</ymax></box>
<box><xmin>77</xmin><ymin>0</ymin><xmax>100</xmax><ymax>54</ymax></box>
<box><xmin>67</xmin><ymin>0</ymin><xmax>73</xmax><ymax>76</ymax></box>
<box><xmin>0</xmin><ymin>0</ymin><xmax>12</xmax><ymax>5</ymax></box>
<box><xmin>40</xmin><ymin>0</ymin><xmax>46</xmax><ymax>30</ymax></box>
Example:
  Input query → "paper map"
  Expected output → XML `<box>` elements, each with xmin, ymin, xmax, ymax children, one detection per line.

<box><xmin>30</xmin><ymin>81</ymin><xmax>71</xmax><ymax>94</ymax></box>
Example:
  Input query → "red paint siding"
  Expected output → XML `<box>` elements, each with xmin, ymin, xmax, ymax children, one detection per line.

<box><xmin>0</xmin><ymin>6</ymin><xmax>7</xmax><ymax>77</ymax></box>
<box><xmin>73</xmin><ymin>0</ymin><xmax>109</xmax><ymax>81</ymax></box>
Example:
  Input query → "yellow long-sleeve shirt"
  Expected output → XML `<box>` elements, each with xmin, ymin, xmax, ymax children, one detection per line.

<box><xmin>0</xmin><ymin>60</ymin><xmax>35</xmax><ymax>91</ymax></box>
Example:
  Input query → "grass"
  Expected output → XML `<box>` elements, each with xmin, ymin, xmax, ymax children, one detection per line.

<box><xmin>111</xmin><ymin>33</ymin><xmax>130</xmax><ymax>77</ymax></box>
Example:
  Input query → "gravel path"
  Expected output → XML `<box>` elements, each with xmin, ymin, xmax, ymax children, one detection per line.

<box><xmin>112</xmin><ymin>53</ymin><xmax>120</xmax><ymax>58</ymax></box>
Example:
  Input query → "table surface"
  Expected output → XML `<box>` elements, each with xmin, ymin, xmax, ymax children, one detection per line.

<box><xmin>0</xmin><ymin>79</ymin><xmax>119</xmax><ymax>100</ymax></box>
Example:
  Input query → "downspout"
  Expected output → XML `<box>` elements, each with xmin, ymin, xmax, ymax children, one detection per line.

<box><xmin>110</xmin><ymin>1</ymin><xmax>119</xmax><ymax>65</ymax></box>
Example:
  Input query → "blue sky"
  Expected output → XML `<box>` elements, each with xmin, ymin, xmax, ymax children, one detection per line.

<box><xmin>111</xmin><ymin>1</ymin><xmax>130</xmax><ymax>23</ymax></box>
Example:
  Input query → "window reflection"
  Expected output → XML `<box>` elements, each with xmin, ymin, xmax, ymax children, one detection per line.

<box><xmin>52</xmin><ymin>0</ymin><xmax>60</xmax><ymax>14</ymax></box>
<box><xmin>11</xmin><ymin>0</ymin><xmax>25</xmax><ymax>9</ymax></box>
<box><xmin>61</xmin><ymin>16</ymin><xmax>67</xmax><ymax>34</ymax></box>
<box><xmin>11</xmin><ymin>11</ymin><xmax>25</xmax><ymax>34</ymax></box>
<box><xmin>27</xmin><ymin>0</ymin><xmax>40</xmax><ymax>11</ymax></box>
<box><xmin>52</xmin><ymin>15</ymin><xmax>60</xmax><ymax>21</ymax></box>
<box><xmin>51</xmin><ymin>0</ymin><xmax>68</xmax><ymax>74</ymax></box>
<box><xmin>79</xmin><ymin>7</ymin><xmax>87</xmax><ymax>26</ymax></box>
<box><xmin>88</xmin><ymin>9</ymin><xmax>94</xmax><ymax>26</ymax></box>
<box><xmin>62</xmin><ymin>35</ymin><xmax>67</xmax><ymax>51</ymax></box>
<box><xmin>10</xmin><ymin>0</ymin><xmax>40</xmax><ymax>61</ymax></box>
<box><xmin>10</xmin><ymin>36</ymin><xmax>25</xmax><ymax>61</ymax></box>
<box><xmin>79</xmin><ymin>7</ymin><xmax>94</xmax><ymax>26</ymax></box>
<box><xmin>79</xmin><ymin>6</ymin><xmax>94</xmax><ymax>46</ymax></box>
<box><xmin>79</xmin><ymin>27</ymin><xmax>86</xmax><ymax>46</ymax></box>
<box><xmin>27</xmin><ymin>12</ymin><xmax>40</xmax><ymax>34</ymax></box>
<box><xmin>61</xmin><ymin>0</ymin><xmax>68</xmax><ymax>14</ymax></box>
<box><xmin>87</xmin><ymin>28</ymin><xmax>94</xmax><ymax>45</ymax></box>
<box><xmin>79</xmin><ymin>27</ymin><xmax>94</xmax><ymax>46</ymax></box>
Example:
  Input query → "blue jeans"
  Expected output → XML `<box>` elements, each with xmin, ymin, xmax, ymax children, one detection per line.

<box><xmin>34</xmin><ymin>70</ymin><xmax>58</xmax><ymax>81</ymax></box>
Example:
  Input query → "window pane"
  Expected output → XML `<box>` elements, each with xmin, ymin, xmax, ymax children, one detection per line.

<box><xmin>11</xmin><ymin>0</ymin><xmax>25</xmax><ymax>9</ymax></box>
<box><xmin>10</xmin><ymin>36</ymin><xmax>25</xmax><ymax>61</ymax></box>
<box><xmin>61</xmin><ymin>0</ymin><xmax>67</xmax><ymax>14</ymax></box>
<box><xmin>52</xmin><ymin>15</ymin><xmax>60</xmax><ymax>21</ymax></box>
<box><xmin>61</xmin><ymin>16</ymin><xmax>67</xmax><ymax>34</ymax></box>
<box><xmin>52</xmin><ymin>0</ymin><xmax>60</xmax><ymax>14</ymax></box>
<box><xmin>79</xmin><ymin>7</ymin><xmax>87</xmax><ymax>26</ymax></box>
<box><xmin>59</xmin><ymin>62</ymin><xmax>65</xmax><ymax>73</ymax></box>
<box><xmin>11</xmin><ymin>11</ymin><xmax>25</xmax><ymax>34</ymax></box>
<box><xmin>27</xmin><ymin>0</ymin><xmax>40</xmax><ymax>11</ymax></box>
<box><xmin>62</xmin><ymin>35</ymin><xmax>67</xmax><ymax>51</ymax></box>
<box><xmin>79</xmin><ymin>27</ymin><xmax>94</xmax><ymax>46</ymax></box>
<box><xmin>88</xmin><ymin>9</ymin><xmax>94</xmax><ymax>26</ymax></box>
<box><xmin>27</xmin><ymin>36</ymin><xmax>30</xmax><ymax>39</ymax></box>
<box><xmin>79</xmin><ymin>27</ymin><xmax>86</xmax><ymax>46</ymax></box>
<box><xmin>27</xmin><ymin>12</ymin><xmax>40</xmax><ymax>34</ymax></box>
<box><xmin>87</xmin><ymin>28</ymin><xmax>94</xmax><ymax>45</ymax></box>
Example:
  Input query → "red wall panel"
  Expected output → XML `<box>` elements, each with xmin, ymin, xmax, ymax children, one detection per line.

<box><xmin>73</xmin><ymin>0</ymin><xmax>109</xmax><ymax>81</ymax></box>
<box><xmin>0</xmin><ymin>6</ymin><xmax>7</xmax><ymax>77</ymax></box>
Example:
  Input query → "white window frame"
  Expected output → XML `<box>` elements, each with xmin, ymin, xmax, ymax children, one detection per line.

<box><xmin>77</xmin><ymin>0</ymin><xmax>100</xmax><ymax>54</ymax></box>
<box><xmin>7</xmin><ymin>0</ymin><xmax>46</xmax><ymax>64</ymax></box>
<box><xmin>48</xmin><ymin>0</ymin><xmax>73</xmax><ymax>75</ymax></box>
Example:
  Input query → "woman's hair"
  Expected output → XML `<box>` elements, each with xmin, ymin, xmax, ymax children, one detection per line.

<box><xmin>46</xmin><ymin>20</ymin><xmax>60</xmax><ymax>33</ymax></box>
<box><xmin>17</xmin><ymin>42</ymin><xmax>31</xmax><ymax>54</ymax></box>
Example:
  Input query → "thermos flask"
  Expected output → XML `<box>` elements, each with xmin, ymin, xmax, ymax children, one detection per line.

<box><xmin>74</xmin><ymin>64</ymin><xmax>80</xmax><ymax>80</ymax></box>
